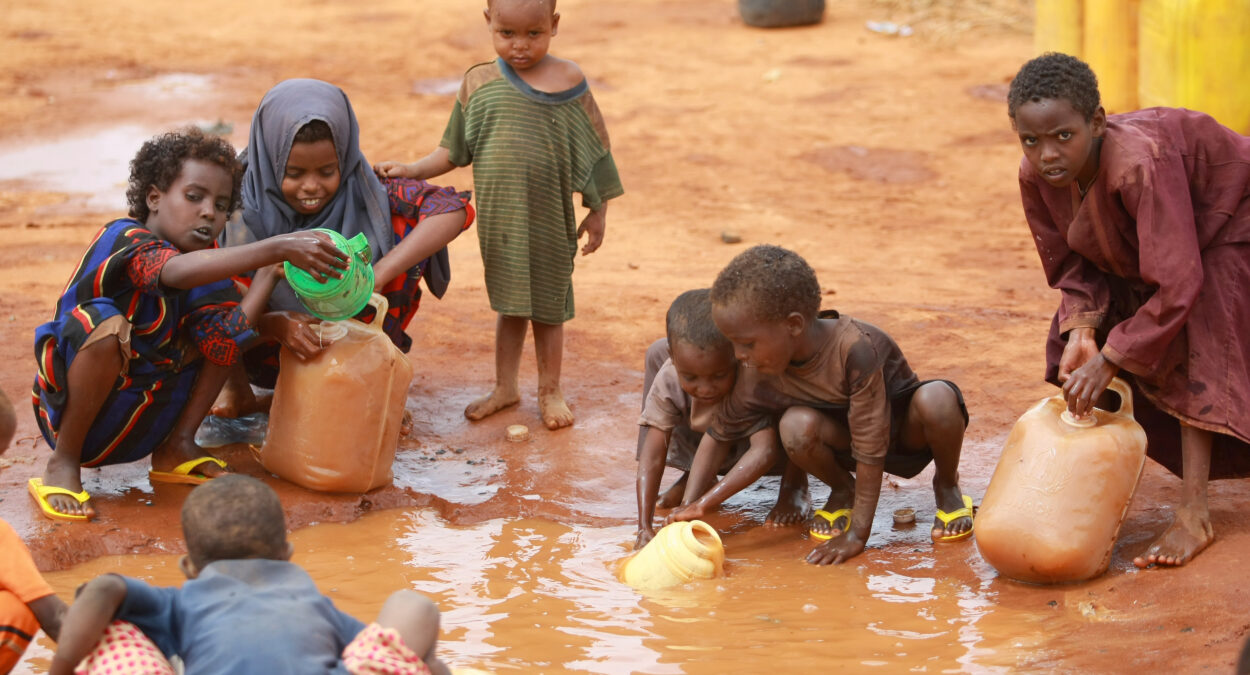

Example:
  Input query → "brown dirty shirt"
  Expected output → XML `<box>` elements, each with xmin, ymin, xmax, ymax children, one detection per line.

<box><xmin>709</xmin><ymin>311</ymin><xmax>919</xmax><ymax>465</ymax></box>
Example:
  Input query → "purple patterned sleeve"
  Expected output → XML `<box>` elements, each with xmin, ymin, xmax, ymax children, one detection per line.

<box><xmin>184</xmin><ymin>305</ymin><xmax>256</xmax><ymax>366</ymax></box>
<box><xmin>384</xmin><ymin>177</ymin><xmax>472</xmax><ymax>222</ymax></box>
<box><xmin>126</xmin><ymin>241</ymin><xmax>180</xmax><ymax>293</ymax></box>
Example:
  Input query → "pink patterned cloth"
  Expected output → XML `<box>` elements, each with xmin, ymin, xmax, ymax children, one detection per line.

<box><xmin>342</xmin><ymin>623</ymin><xmax>432</xmax><ymax>675</ymax></box>
<box><xmin>74</xmin><ymin>621</ymin><xmax>174</xmax><ymax>675</ymax></box>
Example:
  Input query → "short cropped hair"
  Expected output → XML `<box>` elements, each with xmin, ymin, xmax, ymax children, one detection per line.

<box><xmin>293</xmin><ymin>119</ymin><xmax>334</xmax><ymax>146</ymax></box>
<box><xmin>487</xmin><ymin>0</ymin><xmax>556</xmax><ymax>12</ymax></box>
<box><xmin>126</xmin><ymin>128</ymin><xmax>243</xmax><ymax>223</ymax></box>
<box><xmin>181</xmin><ymin>475</ymin><xmax>288</xmax><ymax>569</ymax></box>
<box><xmin>710</xmin><ymin>244</ymin><xmax>821</xmax><ymax>322</ymax></box>
<box><xmin>1007</xmin><ymin>52</ymin><xmax>1101</xmax><ymax>121</ymax></box>
<box><xmin>666</xmin><ymin>289</ymin><xmax>731</xmax><ymax>352</ymax></box>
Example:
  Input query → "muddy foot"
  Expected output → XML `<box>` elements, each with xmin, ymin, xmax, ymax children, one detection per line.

<box><xmin>656</xmin><ymin>472</ymin><xmax>689</xmax><ymax>509</ymax></box>
<box><xmin>39</xmin><ymin>456</ymin><xmax>96</xmax><ymax>519</ymax></box>
<box><xmin>1133</xmin><ymin>506</ymin><xmax>1214</xmax><ymax>568</ymax></box>
<box><xmin>400</xmin><ymin>409</ymin><xmax>413</xmax><ymax>437</ymax></box>
<box><xmin>538</xmin><ymin>389</ymin><xmax>573</xmax><ymax>430</ymax></box>
<box><xmin>464</xmin><ymin>387</ymin><xmax>520</xmax><ymax>422</ymax></box>
<box><xmin>150</xmin><ymin>436</ymin><xmax>232</xmax><ymax>478</ymax></box>
<box><xmin>766</xmin><ymin>482</ymin><xmax>812</xmax><ymax>526</ymax></box>
<box><xmin>931</xmin><ymin>481</ymin><xmax>973</xmax><ymax>542</ymax></box>
<box><xmin>809</xmin><ymin>495</ymin><xmax>853</xmax><ymax>538</ymax></box>
<box><xmin>211</xmin><ymin>388</ymin><xmax>272</xmax><ymax>418</ymax></box>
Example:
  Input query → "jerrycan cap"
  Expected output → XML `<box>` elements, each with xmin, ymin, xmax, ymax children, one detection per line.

<box><xmin>312</xmin><ymin>321</ymin><xmax>349</xmax><ymax>343</ymax></box>
<box><xmin>284</xmin><ymin>230</ymin><xmax>371</xmax><ymax>300</ymax></box>
<box><xmin>1060</xmin><ymin>410</ymin><xmax>1097</xmax><ymax>428</ymax></box>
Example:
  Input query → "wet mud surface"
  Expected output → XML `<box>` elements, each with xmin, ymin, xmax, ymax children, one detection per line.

<box><xmin>3</xmin><ymin>0</ymin><xmax>1250</xmax><ymax>671</ymax></box>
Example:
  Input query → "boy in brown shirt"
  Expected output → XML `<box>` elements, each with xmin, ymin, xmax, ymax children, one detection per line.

<box><xmin>677</xmin><ymin>245</ymin><xmax>972</xmax><ymax>565</ymax></box>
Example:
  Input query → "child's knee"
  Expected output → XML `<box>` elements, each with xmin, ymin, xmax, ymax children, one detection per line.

<box><xmin>377</xmin><ymin>590</ymin><xmax>440</xmax><ymax>656</ymax></box>
<box><xmin>911</xmin><ymin>383</ymin><xmax>964</xmax><ymax>433</ymax></box>
<box><xmin>779</xmin><ymin>407</ymin><xmax>824</xmax><ymax>454</ymax></box>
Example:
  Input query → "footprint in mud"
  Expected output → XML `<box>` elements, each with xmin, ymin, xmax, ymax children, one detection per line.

<box><xmin>799</xmin><ymin>145</ymin><xmax>935</xmax><ymax>184</ymax></box>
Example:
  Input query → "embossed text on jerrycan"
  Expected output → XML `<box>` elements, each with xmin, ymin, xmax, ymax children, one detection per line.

<box><xmin>976</xmin><ymin>378</ymin><xmax>1147</xmax><ymax>584</ymax></box>
<box><xmin>620</xmin><ymin>520</ymin><xmax>725</xmax><ymax>591</ymax></box>
<box><xmin>260</xmin><ymin>293</ymin><xmax>413</xmax><ymax>493</ymax></box>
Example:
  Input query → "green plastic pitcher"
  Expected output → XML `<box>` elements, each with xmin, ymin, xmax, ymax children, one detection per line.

<box><xmin>284</xmin><ymin>229</ymin><xmax>375</xmax><ymax>321</ymax></box>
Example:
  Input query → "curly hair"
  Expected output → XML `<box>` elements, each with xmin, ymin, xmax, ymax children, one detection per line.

<box><xmin>182</xmin><ymin>475</ymin><xmax>288</xmax><ymax>569</ymax></box>
<box><xmin>293</xmin><ymin>119</ymin><xmax>334</xmax><ymax>146</ymax></box>
<box><xmin>126</xmin><ymin>128</ymin><xmax>243</xmax><ymax>223</ymax></box>
<box><xmin>1007</xmin><ymin>52</ymin><xmax>1101</xmax><ymax>121</ymax></box>
<box><xmin>666</xmin><ymin>289</ymin><xmax>731</xmax><ymax>353</ymax></box>
<box><xmin>710</xmin><ymin>244</ymin><xmax>821</xmax><ymax>323</ymax></box>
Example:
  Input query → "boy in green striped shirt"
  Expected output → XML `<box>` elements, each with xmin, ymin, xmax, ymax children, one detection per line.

<box><xmin>377</xmin><ymin>0</ymin><xmax>623</xmax><ymax>431</ymax></box>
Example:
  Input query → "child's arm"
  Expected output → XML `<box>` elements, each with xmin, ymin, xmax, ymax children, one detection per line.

<box><xmin>681</xmin><ymin>432</ymin><xmax>732</xmax><ymax>508</ymax></box>
<box><xmin>29</xmin><ymin>594</ymin><xmax>68</xmax><ymax>642</ymax></box>
<box><xmin>577</xmin><ymin>203</ymin><xmax>608</xmax><ymax>256</ymax></box>
<box><xmin>635</xmin><ymin>426</ymin><xmax>670</xmax><ymax>549</ymax></box>
<box><xmin>372</xmin><ymin>209</ymin><xmax>468</xmax><ymax>289</ymax></box>
<box><xmin>666</xmin><ymin>427</ymin><xmax>782</xmax><ymax>524</ymax></box>
<box><xmin>374</xmin><ymin>147</ymin><xmax>457</xmax><ymax>182</ymax></box>
<box><xmin>159</xmin><ymin>231</ymin><xmax>347</xmax><ymax>291</ymax></box>
<box><xmin>49</xmin><ymin>575</ymin><xmax>128</xmax><ymax>675</ymax></box>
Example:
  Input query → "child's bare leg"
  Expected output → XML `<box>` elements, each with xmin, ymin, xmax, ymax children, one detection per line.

<box><xmin>40</xmin><ymin>338</ymin><xmax>124</xmax><ymax>518</ymax></box>
<box><xmin>0</xmin><ymin>388</ymin><xmax>15</xmax><ymax>453</ymax></box>
<box><xmin>901</xmin><ymin>382</ymin><xmax>970</xmax><ymax>541</ymax></box>
<box><xmin>657</xmin><ymin>471</ymin><xmax>689</xmax><ymax>508</ymax></box>
<box><xmin>373</xmin><ymin>590</ymin><xmax>450</xmax><ymax>675</ymax></box>
<box><xmin>532</xmin><ymin>319</ymin><xmax>573</xmax><ymax>429</ymax></box>
<box><xmin>670</xmin><ymin>429</ymin><xmax>788</xmax><ymax>524</ymax></box>
<box><xmin>149</xmin><ymin>363</ymin><xmax>232</xmax><ymax>478</ymax></box>
<box><xmin>766</xmin><ymin>459</ymin><xmax>812</xmax><ymax>526</ymax></box>
<box><xmin>210</xmin><ymin>363</ymin><xmax>270</xmax><ymax>418</ymax></box>
<box><xmin>779</xmin><ymin>406</ymin><xmax>855</xmax><ymax>538</ymax></box>
<box><xmin>465</xmin><ymin>314</ymin><xmax>525</xmax><ymax>421</ymax></box>
<box><xmin>1134</xmin><ymin>424</ymin><xmax>1214</xmax><ymax>568</ymax></box>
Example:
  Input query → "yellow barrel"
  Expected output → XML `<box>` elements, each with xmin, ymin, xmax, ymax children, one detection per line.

<box><xmin>1139</xmin><ymin>0</ymin><xmax>1250</xmax><ymax>133</ymax></box>
<box><xmin>1083</xmin><ymin>0</ymin><xmax>1140</xmax><ymax>113</ymax></box>
<box><xmin>619</xmin><ymin>520</ymin><xmax>725</xmax><ymax>591</ymax></box>
<box><xmin>1034</xmin><ymin>0</ymin><xmax>1083</xmax><ymax>57</ymax></box>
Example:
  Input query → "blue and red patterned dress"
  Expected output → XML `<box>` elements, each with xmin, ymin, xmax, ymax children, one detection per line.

<box><xmin>32</xmin><ymin>219</ymin><xmax>255</xmax><ymax>466</ymax></box>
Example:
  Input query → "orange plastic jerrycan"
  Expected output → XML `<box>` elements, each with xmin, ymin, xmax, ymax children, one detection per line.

<box><xmin>976</xmin><ymin>378</ymin><xmax>1147</xmax><ymax>583</ymax></box>
<box><xmin>260</xmin><ymin>293</ymin><xmax>414</xmax><ymax>493</ymax></box>
<box><xmin>620</xmin><ymin>520</ymin><xmax>725</xmax><ymax>591</ymax></box>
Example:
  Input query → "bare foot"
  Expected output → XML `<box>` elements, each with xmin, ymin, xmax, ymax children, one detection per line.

<box><xmin>766</xmin><ymin>482</ymin><xmax>812</xmax><ymax>526</ymax></box>
<box><xmin>400</xmin><ymin>409</ymin><xmax>413</xmax><ymax>437</ymax></box>
<box><xmin>1132</xmin><ymin>506</ymin><xmax>1214</xmax><ymax>568</ymax></box>
<box><xmin>809</xmin><ymin>487</ymin><xmax>853</xmax><ymax>538</ymax></box>
<box><xmin>464</xmin><ymin>386</ymin><xmax>520</xmax><ymax>421</ymax></box>
<box><xmin>211</xmin><ymin>388</ymin><xmax>272</xmax><ymax>418</ymax></box>
<box><xmin>150</xmin><ymin>436</ymin><xmax>232</xmax><ymax>478</ymax></box>
<box><xmin>538</xmin><ymin>388</ymin><xmax>574</xmax><ymax>430</ymax></box>
<box><xmin>656</xmin><ymin>472</ymin><xmax>690</xmax><ymax>509</ymax></box>
<box><xmin>39</xmin><ymin>455</ymin><xmax>96</xmax><ymax>519</ymax></box>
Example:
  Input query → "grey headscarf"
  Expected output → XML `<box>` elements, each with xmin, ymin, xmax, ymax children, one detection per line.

<box><xmin>239</xmin><ymin>79</ymin><xmax>393</xmax><ymax>312</ymax></box>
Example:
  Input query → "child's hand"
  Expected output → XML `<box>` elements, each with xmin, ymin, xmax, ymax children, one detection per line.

<box><xmin>663</xmin><ymin>502</ymin><xmax>706</xmax><ymax>526</ymax></box>
<box><xmin>577</xmin><ymin>208</ymin><xmax>606</xmax><ymax>255</ymax></box>
<box><xmin>262</xmin><ymin>311</ymin><xmax>333</xmax><ymax>360</ymax></box>
<box><xmin>252</xmin><ymin>262</ymin><xmax>284</xmax><ymax>285</ymax></box>
<box><xmin>635</xmin><ymin>527</ymin><xmax>655</xmax><ymax>550</ymax></box>
<box><xmin>806</xmin><ymin>529</ymin><xmax>867</xmax><ymax>565</ymax></box>
<box><xmin>279</xmin><ymin>231</ymin><xmax>349</xmax><ymax>280</ymax></box>
<box><xmin>373</xmin><ymin>161</ymin><xmax>414</xmax><ymax>179</ymax></box>
<box><xmin>1061</xmin><ymin>352</ymin><xmax>1119</xmax><ymax>417</ymax></box>
<box><xmin>1057</xmin><ymin>326</ymin><xmax>1100</xmax><ymax>383</ymax></box>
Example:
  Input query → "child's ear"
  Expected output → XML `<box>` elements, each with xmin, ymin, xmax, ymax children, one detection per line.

<box><xmin>483</xmin><ymin>7</ymin><xmax>491</xmax><ymax>24</ymax></box>
<box><xmin>179</xmin><ymin>555</ymin><xmax>200</xmax><ymax>580</ymax></box>
<box><xmin>146</xmin><ymin>185</ymin><xmax>162</xmax><ymax>214</ymax></box>
<box><xmin>784</xmin><ymin>311</ymin><xmax>806</xmax><ymax>336</ymax></box>
<box><xmin>282</xmin><ymin>541</ymin><xmax>294</xmax><ymax>561</ymax></box>
<box><xmin>1090</xmin><ymin>105</ymin><xmax>1107</xmax><ymax>138</ymax></box>
<box><xmin>551</xmin><ymin>11</ymin><xmax>560</xmax><ymax>35</ymax></box>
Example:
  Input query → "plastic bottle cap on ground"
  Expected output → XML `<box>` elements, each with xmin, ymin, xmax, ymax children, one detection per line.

<box><xmin>506</xmin><ymin>425</ymin><xmax>530</xmax><ymax>442</ymax></box>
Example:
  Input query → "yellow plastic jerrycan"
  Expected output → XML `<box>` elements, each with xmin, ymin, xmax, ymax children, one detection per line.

<box><xmin>1034</xmin><ymin>0</ymin><xmax>1084</xmax><ymax>57</ymax></box>
<box><xmin>620</xmin><ymin>520</ymin><xmax>725</xmax><ymax>591</ymax></box>
<box><xmin>1139</xmin><ymin>0</ymin><xmax>1250</xmax><ymax>134</ymax></box>
<box><xmin>1083</xmin><ymin>0</ymin><xmax>1141</xmax><ymax>113</ymax></box>
<box><xmin>260</xmin><ymin>293</ymin><xmax>414</xmax><ymax>493</ymax></box>
<box><xmin>975</xmin><ymin>378</ymin><xmax>1147</xmax><ymax>584</ymax></box>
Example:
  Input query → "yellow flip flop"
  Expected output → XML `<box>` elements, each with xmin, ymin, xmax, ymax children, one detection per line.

<box><xmin>809</xmin><ymin>508</ymin><xmax>853</xmax><ymax>541</ymax></box>
<box><xmin>148</xmin><ymin>457</ymin><xmax>228</xmax><ymax>486</ymax></box>
<box><xmin>28</xmin><ymin>477</ymin><xmax>92</xmax><ymax>522</ymax></box>
<box><xmin>933</xmin><ymin>494</ymin><xmax>975</xmax><ymax>543</ymax></box>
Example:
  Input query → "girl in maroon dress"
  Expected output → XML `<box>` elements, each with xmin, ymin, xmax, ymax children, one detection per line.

<box><xmin>1008</xmin><ymin>53</ymin><xmax>1250</xmax><ymax>569</ymax></box>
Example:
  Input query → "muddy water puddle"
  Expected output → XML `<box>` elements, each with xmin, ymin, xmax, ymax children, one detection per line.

<box><xmin>19</xmin><ymin>506</ymin><xmax>1105</xmax><ymax>673</ymax></box>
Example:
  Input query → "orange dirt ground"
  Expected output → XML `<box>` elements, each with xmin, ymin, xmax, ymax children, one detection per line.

<box><xmin>1</xmin><ymin>0</ymin><xmax>1248</xmax><ymax>670</ymax></box>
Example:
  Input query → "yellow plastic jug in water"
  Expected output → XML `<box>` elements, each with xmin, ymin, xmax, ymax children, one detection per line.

<box><xmin>975</xmin><ymin>378</ymin><xmax>1147</xmax><ymax>584</ymax></box>
<box><xmin>260</xmin><ymin>294</ymin><xmax>414</xmax><ymax>493</ymax></box>
<box><xmin>620</xmin><ymin>520</ymin><xmax>725</xmax><ymax>591</ymax></box>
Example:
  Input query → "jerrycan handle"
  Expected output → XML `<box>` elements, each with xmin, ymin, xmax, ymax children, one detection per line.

<box><xmin>347</xmin><ymin>232</ymin><xmax>372</xmax><ymax>264</ymax></box>
<box><xmin>1059</xmin><ymin>377</ymin><xmax>1136</xmax><ymax>427</ymax></box>
<box><xmin>360</xmin><ymin>292</ymin><xmax>389</xmax><ymax>333</ymax></box>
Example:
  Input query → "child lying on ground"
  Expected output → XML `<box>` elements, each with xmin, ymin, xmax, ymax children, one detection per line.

<box><xmin>636</xmin><ymin>289</ymin><xmax>809</xmax><ymax>549</ymax></box>
<box><xmin>681</xmin><ymin>245</ymin><xmax>972</xmax><ymax>565</ymax></box>
<box><xmin>29</xmin><ymin>129</ymin><xmax>347</xmax><ymax>521</ymax></box>
<box><xmin>2</xmin><ymin>393</ymin><xmax>69</xmax><ymax>674</ymax></box>
<box><xmin>50</xmin><ymin>474</ymin><xmax>448</xmax><ymax>675</ymax></box>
